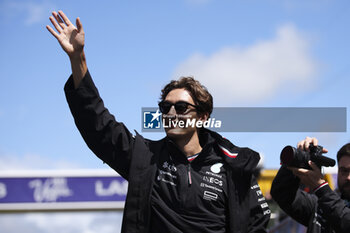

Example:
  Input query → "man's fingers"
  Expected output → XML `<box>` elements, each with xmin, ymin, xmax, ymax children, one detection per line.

<box><xmin>309</xmin><ymin>161</ymin><xmax>321</xmax><ymax>172</ymax></box>
<box><xmin>58</xmin><ymin>10</ymin><xmax>72</xmax><ymax>26</ymax></box>
<box><xmin>311</xmin><ymin>138</ymin><xmax>318</xmax><ymax>146</ymax></box>
<box><xmin>46</xmin><ymin>25</ymin><xmax>60</xmax><ymax>39</ymax></box>
<box><xmin>76</xmin><ymin>17</ymin><xmax>83</xmax><ymax>32</ymax></box>
<box><xmin>288</xmin><ymin>166</ymin><xmax>308</xmax><ymax>176</ymax></box>
<box><xmin>298</xmin><ymin>137</ymin><xmax>318</xmax><ymax>151</ymax></box>
<box><xmin>304</xmin><ymin>137</ymin><xmax>314</xmax><ymax>150</ymax></box>
<box><xmin>52</xmin><ymin>11</ymin><xmax>66</xmax><ymax>29</ymax></box>
<box><xmin>309</xmin><ymin>161</ymin><xmax>320</xmax><ymax>170</ymax></box>
<box><xmin>297</xmin><ymin>141</ymin><xmax>304</xmax><ymax>150</ymax></box>
<box><xmin>49</xmin><ymin>16</ymin><xmax>62</xmax><ymax>33</ymax></box>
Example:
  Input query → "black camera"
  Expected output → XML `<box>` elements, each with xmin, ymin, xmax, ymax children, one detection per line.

<box><xmin>280</xmin><ymin>144</ymin><xmax>335</xmax><ymax>169</ymax></box>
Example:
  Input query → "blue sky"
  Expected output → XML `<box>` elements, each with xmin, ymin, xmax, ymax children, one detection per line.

<box><xmin>0</xmin><ymin>0</ymin><xmax>349</xmax><ymax>231</ymax></box>
<box><xmin>1</xmin><ymin>0</ymin><xmax>349</xmax><ymax>171</ymax></box>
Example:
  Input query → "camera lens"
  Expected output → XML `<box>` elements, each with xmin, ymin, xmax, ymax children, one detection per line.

<box><xmin>280</xmin><ymin>146</ymin><xmax>295</xmax><ymax>166</ymax></box>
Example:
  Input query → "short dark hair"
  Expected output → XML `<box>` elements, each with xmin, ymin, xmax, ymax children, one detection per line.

<box><xmin>160</xmin><ymin>77</ymin><xmax>213</xmax><ymax>117</ymax></box>
<box><xmin>337</xmin><ymin>143</ymin><xmax>350</xmax><ymax>162</ymax></box>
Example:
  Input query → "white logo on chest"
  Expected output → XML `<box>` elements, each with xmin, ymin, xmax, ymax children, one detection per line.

<box><xmin>210</xmin><ymin>163</ymin><xmax>223</xmax><ymax>173</ymax></box>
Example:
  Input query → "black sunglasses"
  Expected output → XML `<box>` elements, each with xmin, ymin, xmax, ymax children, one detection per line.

<box><xmin>158</xmin><ymin>101</ymin><xmax>198</xmax><ymax>114</ymax></box>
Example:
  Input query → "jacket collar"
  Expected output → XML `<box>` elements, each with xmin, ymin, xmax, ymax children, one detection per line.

<box><xmin>162</xmin><ymin>128</ymin><xmax>260</xmax><ymax>172</ymax></box>
<box><xmin>201</xmin><ymin>128</ymin><xmax>261</xmax><ymax>173</ymax></box>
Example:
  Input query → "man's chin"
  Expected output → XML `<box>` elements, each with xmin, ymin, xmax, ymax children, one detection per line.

<box><xmin>165</xmin><ymin>128</ymin><xmax>185</xmax><ymax>138</ymax></box>
<box><xmin>165</xmin><ymin>127</ymin><xmax>197</xmax><ymax>140</ymax></box>
<box><xmin>339</xmin><ymin>185</ymin><xmax>350</xmax><ymax>200</ymax></box>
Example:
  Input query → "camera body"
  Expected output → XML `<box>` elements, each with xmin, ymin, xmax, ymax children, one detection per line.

<box><xmin>280</xmin><ymin>144</ymin><xmax>335</xmax><ymax>169</ymax></box>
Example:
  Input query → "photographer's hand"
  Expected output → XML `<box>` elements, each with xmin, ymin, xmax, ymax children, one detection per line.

<box><xmin>289</xmin><ymin>161</ymin><xmax>326</xmax><ymax>191</ymax></box>
<box><xmin>297</xmin><ymin>137</ymin><xmax>328</xmax><ymax>153</ymax></box>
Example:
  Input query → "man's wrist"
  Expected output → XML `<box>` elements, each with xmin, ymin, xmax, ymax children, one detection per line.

<box><xmin>69</xmin><ymin>51</ymin><xmax>87</xmax><ymax>89</ymax></box>
<box><xmin>69</xmin><ymin>50</ymin><xmax>85</xmax><ymax>62</ymax></box>
<box><xmin>313</xmin><ymin>180</ymin><xmax>328</xmax><ymax>193</ymax></box>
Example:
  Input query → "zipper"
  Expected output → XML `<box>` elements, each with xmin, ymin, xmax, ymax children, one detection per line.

<box><xmin>187</xmin><ymin>163</ymin><xmax>192</xmax><ymax>185</ymax></box>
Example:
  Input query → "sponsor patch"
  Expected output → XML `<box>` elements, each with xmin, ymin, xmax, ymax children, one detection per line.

<box><xmin>210</xmin><ymin>163</ymin><xmax>223</xmax><ymax>173</ymax></box>
<box><xmin>203</xmin><ymin>191</ymin><xmax>218</xmax><ymax>201</ymax></box>
<box><xmin>263</xmin><ymin>209</ymin><xmax>271</xmax><ymax>215</ymax></box>
<box><xmin>203</xmin><ymin>176</ymin><xmax>223</xmax><ymax>186</ymax></box>
<box><xmin>256</xmin><ymin>190</ymin><xmax>262</xmax><ymax>196</ymax></box>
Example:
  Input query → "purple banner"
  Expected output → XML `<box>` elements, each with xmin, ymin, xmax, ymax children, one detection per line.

<box><xmin>0</xmin><ymin>175</ymin><xmax>127</xmax><ymax>211</ymax></box>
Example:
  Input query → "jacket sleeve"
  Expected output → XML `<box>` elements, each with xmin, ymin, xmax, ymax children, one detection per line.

<box><xmin>314</xmin><ymin>185</ymin><xmax>350</xmax><ymax>233</ymax></box>
<box><xmin>270</xmin><ymin>165</ymin><xmax>316</xmax><ymax>226</ymax></box>
<box><xmin>64</xmin><ymin>70</ymin><xmax>134</xmax><ymax>180</ymax></box>
<box><xmin>247</xmin><ymin>175</ymin><xmax>271</xmax><ymax>233</ymax></box>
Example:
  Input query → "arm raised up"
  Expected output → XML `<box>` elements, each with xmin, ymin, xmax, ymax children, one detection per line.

<box><xmin>46</xmin><ymin>10</ymin><xmax>87</xmax><ymax>88</ymax></box>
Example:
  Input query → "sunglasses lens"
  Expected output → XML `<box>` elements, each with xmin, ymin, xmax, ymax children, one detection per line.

<box><xmin>159</xmin><ymin>101</ymin><xmax>194</xmax><ymax>114</ymax></box>
<box><xmin>174</xmin><ymin>102</ymin><xmax>188</xmax><ymax>114</ymax></box>
<box><xmin>159</xmin><ymin>102</ymin><xmax>171</xmax><ymax>114</ymax></box>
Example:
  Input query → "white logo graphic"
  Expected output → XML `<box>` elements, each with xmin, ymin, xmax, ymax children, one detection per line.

<box><xmin>95</xmin><ymin>180</ymin><xmax>128</xmax><ymax>196</ymax></box>
<box><xmin>0</xmin><ymin>182</ymin><xmax>7</xmax><ymax>199</ymax></box>
<box><xmin>143</xmin><ymin>110</ymin><xmax>161</xmax><ymax>129</ymax></box>
<box><xmin>210</xmin><ymin>163</ymin><xmax>223</xmax><ymax>173</ymax></box>
<box><xmin>29</xmin><ymin>178</ymin><xmax>73</xmax><ymax>202</ymax></box>
<box><xmin>203</xmin><ymin>191</ymin><xmax>218</xmax><ymax>201</ymax></box>
<box><xmin>261</xmin><ymin>203</ymin><xmax>268</xmax><ymax>208</ymax></box>
<box><xmin>162</xmin><ymin>117</ymin><xmax>222</xmax><ymax>129</ymax></box>
<box><xmin>157</xmin><ymin>169</ymin><xmax>177</xmax><ymax>186</ymax></box>
<box><xmin>264</xmin><ymin>209</ymin><xmax>271</xmax><ymax>215</ymax></box>
<box><xmin>256</xmin><ymin>190</ymin><xmax>262</xmax><ymax>196</ymax></box>
<box><xmin>203</xmin><ymin>176</ymin><xmax>223</xmax><ymax>186</ymax></box>
<box><xmin>162</xmin><ymin>161</ymin><xmax>177</xmax><ymax>172</ymax></box>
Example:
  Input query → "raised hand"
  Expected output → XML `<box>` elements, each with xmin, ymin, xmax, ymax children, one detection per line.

<box><xmin>47</xmin><ymin>10</ymin><xmax>87</xmax><ymax>88</ymax></box>
<box><xmin>297</xmin><ymin>136</ymin><xmax>328</xmax><ymax>153</ymax></box>
<box><xmin>46</xmin><ymin>11</ymin><xmax>84</xmax><ymax>58</ymax></box>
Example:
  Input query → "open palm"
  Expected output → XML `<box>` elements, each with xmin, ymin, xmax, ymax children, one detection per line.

<box><xmin>47</xmin><ymin>11</ymin><xmax>84</xmax><ymax>57</ymax></box>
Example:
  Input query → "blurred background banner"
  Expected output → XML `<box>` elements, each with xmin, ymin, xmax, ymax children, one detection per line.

<box><xmin>0</xmin><ymin>170</ymin><xmax>127</xmax><ymax>211</ymax></box>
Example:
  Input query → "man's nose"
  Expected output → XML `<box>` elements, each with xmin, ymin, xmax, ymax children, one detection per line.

<box><xmin>167</xmin><ymin>106</ymin><xmax>177</xmax><ymax>115</ymax></box>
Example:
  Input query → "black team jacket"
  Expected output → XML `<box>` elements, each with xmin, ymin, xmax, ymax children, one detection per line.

<box><xmin>271</xmin><ymin>166</ymin><xmax>350</xmax><ymax>233</ymax></box>
<box><xmin>64</xmin><ymin>70</ymin><xmax>270</xmax><ymax>233</ymax></box>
